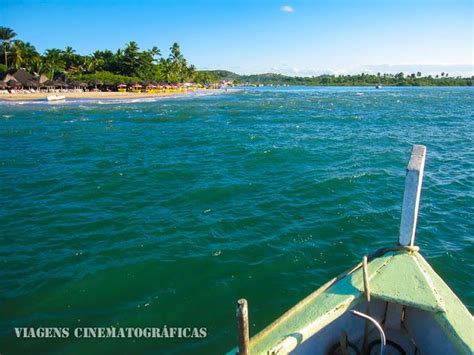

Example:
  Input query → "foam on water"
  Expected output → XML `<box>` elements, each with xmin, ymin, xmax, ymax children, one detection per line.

<box><xmin>0</xmin><ymin>86</ymin><xmax>472</xmax><ymax>354</ymax></box>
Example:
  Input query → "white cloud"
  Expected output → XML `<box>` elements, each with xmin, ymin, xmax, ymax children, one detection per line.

<box><xmin>280</xmin><ymin>5</ymin><xmax>294</xmax><ymax>13</ymax></box>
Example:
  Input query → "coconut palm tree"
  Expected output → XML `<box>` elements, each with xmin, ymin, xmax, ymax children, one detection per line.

<box><xmin>10</xmin><ymin>40</ymin><xmax>39</xmax><ymax>70</ymax></box>
<box><xmin>30</xmin><ymin>56</ymin><xmax>46</xmax><ymax>75</ymax></box>
<box><xmin>80</xmin><ymin>55</ymin><xmax>103</xmax><ymax>73</ymax></box>
<box><xmin>63</xmin><ymin>46</ymin><xmax>81</xmax><ymax>71</ymax></box>
<box><xmin>0</xmin><ymin>27</ymin><xmax>17</xmax><ymax>67</ymax></box>
<box><xmin>43</xmin><ymin>48</ymin><xmax>65</xmax><ymax>79</ymax></box>
<box><xmin>186</xmin><ymin>64</ymin><xmax>196</xmax><ymax>82</ymax></box>
<box><xmin>167</xmin><ymin>42</ymin><xmax>188</xmax><ymax>82</ymax></box>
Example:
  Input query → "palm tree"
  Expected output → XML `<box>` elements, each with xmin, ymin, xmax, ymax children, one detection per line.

<box><xmin>30</xmin><ymin>56</ymin><xmax>46</xmax><ymax>75</ymax></box>
<box><xmin>121</xmin><ymin>41</ymin><xmax>141</xmax><ymax>76</ymax></box>
<box><xmin>63</xmin><ymin>46</ymin><xmax>81</xmax><ymax>71</ymax></box>
<box><xmin>186</xmin><ymin>64</ymin><xmax>196</xmax><ymax>82</ymax></box>
<box><xmin>10</xmin><ymin>40</ymin><xmax>39</xmax><ymax>70</ymax></box>
<box><xmin>43</xmin><ymin>48</ymin><xmax>65</xmax><ymax>79</ymax></box>
<box><xmin>81</xmin><ymin>55</ymin><xmax>103</xmax><ymax>73</ymax></box>
<box><xmin>149</xmin><ymin>46</ymin><xmax>161</xmax><ymax>60</ymax></box>
<box><xmin>0</xmin><ymin>27</ymin><xmax>17</xmax><ymax>67</ymax></box>
<box><xmin>64</xmin><ymin>46</ymin><xmax>75</xmax><ymax>56</ymax></box>
<box><xmin>168</xmin><ymin>43</ymin><xmax>188</xmax><ymax>82</ymax></box>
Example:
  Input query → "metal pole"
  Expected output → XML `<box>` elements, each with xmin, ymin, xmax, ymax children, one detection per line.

<box><xmin>351</xmin><ymin>310</ymin><xmax>386</xmax><ymax>355</ymax></box>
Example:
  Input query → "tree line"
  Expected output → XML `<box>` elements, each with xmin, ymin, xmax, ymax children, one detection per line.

<box><xmin>1</xmin><ymin>27</ymin><xmax>471</xmax><ymax>87</ymax></box>
<box><xmin>205</xmin><ymin>71</ymin><xmax>473</xmax><ymax>86</ymax></box>
<box><xmin>0</xmin><ymin>27</ymin><xmax>213</xmax><ymax>85</ymax></box>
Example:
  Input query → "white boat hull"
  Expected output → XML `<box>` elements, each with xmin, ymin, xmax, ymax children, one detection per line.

<box><xmin>47</xmin><ymin>95</ymin><xmax>66</xmax><ymax>102</ymax></box>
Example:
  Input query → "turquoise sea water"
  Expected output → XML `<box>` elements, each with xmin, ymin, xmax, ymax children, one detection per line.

<box><xmin>0</xmin><ymin>87</ymin><xmax>473</xmax><ymax>354</ymax></box>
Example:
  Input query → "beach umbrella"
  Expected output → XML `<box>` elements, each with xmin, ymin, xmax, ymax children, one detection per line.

<box><xmin>7</xmin><ymin>80</ymin><xmax>21</xmax><ymax>88</ymax></box>
<box><xmin>26</xmin><ymin>79</ymin><xmax>39</xmax><ymax>88</ymax></box>
<box><xmin>91</xmin><ymin>80</ymin><xmax>102</xmax><ymax>89</ymax></box>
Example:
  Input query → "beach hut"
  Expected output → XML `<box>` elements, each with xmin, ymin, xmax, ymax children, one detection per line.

<box><xmin>13</xmin><ymin>69</ymin><xmax>35</xmax><ymax>87</ymax></box>
<box><xmin>2</xmin><ymin>73</ymin><xmax>18</xmax><ymax>84</ymax></box>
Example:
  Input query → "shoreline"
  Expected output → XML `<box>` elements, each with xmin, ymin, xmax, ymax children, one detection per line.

<box><xmin>0</xmin><ymin>89</ymin><xmax>227</xmax><ymax>102</ymax></box>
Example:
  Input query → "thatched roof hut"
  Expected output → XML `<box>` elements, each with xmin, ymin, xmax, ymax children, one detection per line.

<box><xmin>13</xmin><ymin>69</ymin><xmax>34</xmax><ymax>86</ymax></box>
<box><xmin>2</xmin><ymin>74</ymin><xmax>18</xmax><ymax>84</ymax></box>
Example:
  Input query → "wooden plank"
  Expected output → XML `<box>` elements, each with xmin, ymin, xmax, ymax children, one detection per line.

<box><xmin>362</xmin><ymin>256</ymin><xmax>371</xmax><ymax>302</ymax></box>
<box><xmin>399</xmin><ymin>145</ymin><xmax>426</xmax><ymax>246</ymax></box>
<box><xmin>236</xmin><ymin>299</ymin><xmax>250</xmax><ymax>355</ymax></box>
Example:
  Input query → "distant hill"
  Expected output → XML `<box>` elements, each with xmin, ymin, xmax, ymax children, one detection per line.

<box><xmin>197</xmin><ymin>70</ymin><xmax>473</xmax><ymax>87</ymax></box>
<box><xmin>198</xmin><ymin>70</ymin><xmax>241</xmax><ymax>81</ymax></box>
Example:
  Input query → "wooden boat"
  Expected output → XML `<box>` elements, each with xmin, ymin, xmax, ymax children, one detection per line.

<box><xmin>230</xmin><ymin>145</ymin><xmax>473</xmax><ymax>355</ymax></box>
<box><xmin>47</xmin><ymin>95</ymin><xmax>66</xmax><ymax>102</ymax></box>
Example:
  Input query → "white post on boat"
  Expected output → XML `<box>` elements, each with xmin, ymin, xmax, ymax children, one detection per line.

<box><xmin>398</xmin><ymin>145</ymin><xmax>427</xmax><ymax>246</ymax></box>
<box><xmin>236</xmin><ymin>299</ymin><xmax>250</xmax><ymax>355</ymax></box>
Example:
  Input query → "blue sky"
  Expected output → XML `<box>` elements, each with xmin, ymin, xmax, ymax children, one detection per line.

<box><xmin>1</xmin><ymin>0</ymin><xmax>473</xmax><ymax>76</ymax></box>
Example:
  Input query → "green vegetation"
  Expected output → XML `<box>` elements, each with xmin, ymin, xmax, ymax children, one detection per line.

<box><xmin>0</xmin><ymin>26</ymin><xmax>202</xmax><ymax>85</ymax></box>
<box><xmin>0</xmin><ymin>27</ymin><xmax>16</xmax><ymax>68</ymax></box>
<box><xmin>1</xmin><ymin>26</ymin><xmax>472</xmax><ymax>86</ymax></box>
<box><xmin>203</xmin><ymin>70</ymin><xmax>473</xmax><ymax>86</ymax></box>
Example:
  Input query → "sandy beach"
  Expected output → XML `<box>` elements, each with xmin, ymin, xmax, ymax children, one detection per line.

<box><xmin>0</xmin><ymin>89</ymin><xmax>225</xmax><ymax>102</ymax></box>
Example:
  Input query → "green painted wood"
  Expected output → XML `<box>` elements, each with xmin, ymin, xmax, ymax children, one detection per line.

<box><xmin>228</xmin><ymin>254</ymin><xmax>394</xmax><ymax>354</ymax></box>
<box><xmin>367</xmin><ymin>252</ymin><xmax>444</xmax><ymax>312</ymax></box>
<box><xmin>414</xmin><ymin>253</ymin><xmax>474</xmax><ymax>354</ymax></box>
<box><xmin>228</xmin><ymin>250</ymin><xmax>474</xmax><ymax>354</ymax></box>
